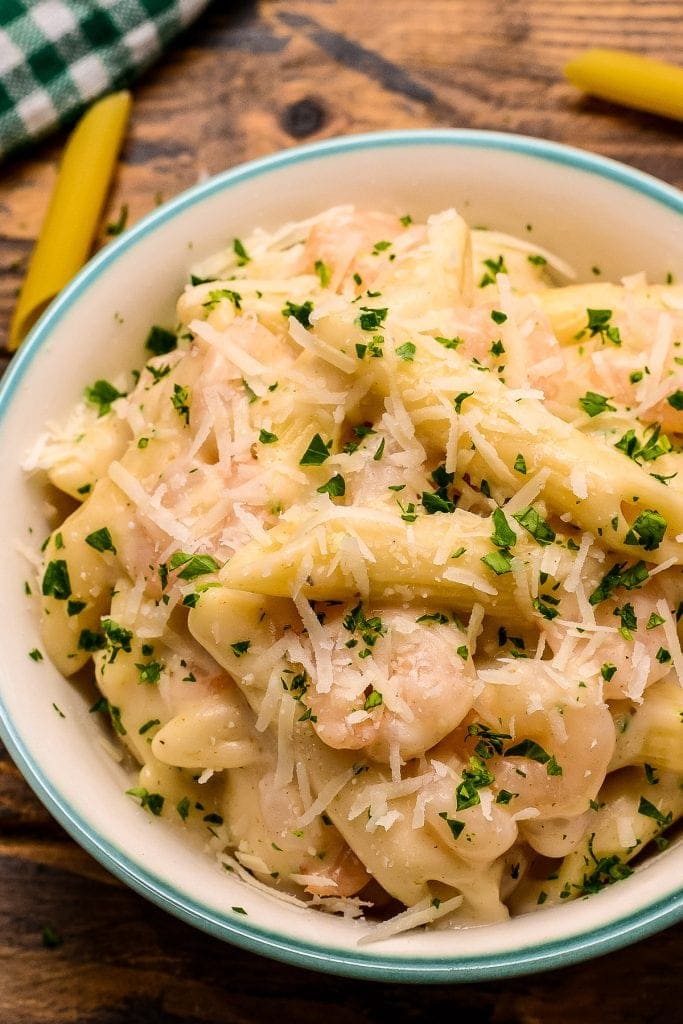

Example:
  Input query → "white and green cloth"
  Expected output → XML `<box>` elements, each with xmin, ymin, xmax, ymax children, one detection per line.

<box><xmin>0</xmin><ymin>0</ymin><xmax>209</xmax><ymax>161</ymax></box>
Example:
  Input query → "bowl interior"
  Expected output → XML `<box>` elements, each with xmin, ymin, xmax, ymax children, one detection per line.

<box><xmin>0</xmin><ymin>131</ymin><xmax>682</xmax><ymax>981</ymax></box>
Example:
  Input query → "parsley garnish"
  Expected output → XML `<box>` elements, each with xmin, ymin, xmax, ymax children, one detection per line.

<box><xmin>282</xmin><ymin>299</ymin><xmax>313</xmax><ymax>327</ymax></box>
<box><xmin>421</xmin><ymin>491</ymin><xmax>455</xmax><ymax>515</ymax></box>
<box><xmin>314</xmin><ymin>259</ymin><xmax>331</xmax><ymax>286</ymax></box>
<box><xmin>102</xmin><ymin>619</ymin><xmax>133</xmax><ymax>662</ymax></box>
<box><xmin>145</xmin><ymin>325</ymin><xmax>177</xmax><ymax>355</ymax></box>
<box><xmin>666</xmin><ymin>390</ymin><xmax>683</xmax><ymax>410</ymax></box>
<box><xmin>528</xmin><ymin>254</ymin><xmax>547</xmax><ymax>266</ymax></box>
<box><xmin>258</xmin><ymin>428</ymin><xmax>278</xmax><ymax>444</ymax></box>
<box><xmin>317</xmin><ymin>474</ymin><xmax>346</xmax><ymax>497</ymax></box>
<box><xmin>85</xmin><ymin>379</ymin><xmax>125</xmax><ymax>416</ymax></box>
<box><xmin>363</xmin><ymin>688</ymin><xmax>383</xmax><ymax>711</ymax></box>
<box><xmin>168</xmin><ymin>552</ymin><xmax>221</xmax><ymax>580</ymax></box>
<box><xmin>579</xmin><ymin>391</ymin><xmax>616</xmax><ymax>417</ymax></box>
<box><xmin>135</xmin><ymin>661</ymin><xmax>163</xmax><ymax>684</ymax></box>
<box><xmin>85</xmin><ymin>527</ymin><xmax>116</xmax><ymax>555</ymax></box>
<box><xmin>126</xmin><ymin>787</ymin><xmax>164</xmax><ymax>816</ymax></box>
<box><xmin>624</xmin><ymin>509</ymin><xmax>667</xmax><ymax>551</ymax></box>
<box><xmin>453</xmin><ymin>391</ymin><xmax>473</xmax><ymax>414</ymax></box>
<box><xmin>357</xmin><ymin>307</ymin><xmax>388</xmax><ymax>331</ymax></box>
<box><xmin>395</xmin><ymin>341</ymin><xmax>416</xmax><ymax>361</ymax></box>
<box><xmin>230</xmin><ymin>640</ymin><xmax>251</xmax><ymax>657</ymax></box>
<box><xmin>455</xmin><ymin>755</ymin><xmax>494</xmax><ymax>810</ymax></box>
<box><xmin>589</xmin><ymin>560</ymin><xmax>648</xmax><ymax>605</ymax></box>
<box><xmin>233</xmin><ymin>237</ymin><xmax>250</xmax><ymax>265</ymax></box>
<box><xmin>491</xmin><ymin>507</ymin><xmax>516</xmax><ymax>549</ymax></box>
<box><xmin>204</xmin><ymin>288</ymin><xmax>242</xmax><ymax>312</ymax></box>
<box><xmin>491</xmin><ymin>309</ymin><xmax>507</xmax><ymax>325</ymax></box>
<box><xmin>505</xmin><ymin>739</ymin><xmax>563</xmax><ymax>776</ymax></box>
<box><xmin>438</xmin><ymin>811</ymin><xmax>466</xmax><ymax>840</ymax></box>
<box><xmin>513</xmin><ymin>453</ymin><xmax>527</xmax><ymax>475</ymax></box>
<box><xmin>42</xmin><ymin>559</ymin><xmax>71</xmax><ymax>600</ymax></box>
<box><xmin>300</xmin><ymin>433</ymin><xmax>332</xmax><ymax>466</ymax></box>
<box><xmin>481</xmin><ymin>550</ymin><xmax>513</xmax><ymax>575</ymax></box>
<box><xmin>105</xmin><ymin>203</ymin><xmax>128</xmax><ymax>236</ymax></box>
<box><xmin>139</xmin><ymin>719</ymin><xmax>161</xmax><ymax>735</ymax></box>
<box><xmin>434</xmin><ymin>335</ymin><xmax>463</xmax><ymax>350</ymax></box>
<box><xmin>479</xmin><ymin>255</ymin><xmax>507</xmax><ymax>288</ymax></box>
<box><xmin>512</xmin><ymin>506</ymin><xmax>556</xmax><ymax>545</ymax></box>
<box><xmin>637</xmin><ymin>796</ymin><xmax>672</xmax><ymax>828</ymax></box>
<box><xmin>615</xmin><ymin>424</ymin><xmax>672</xmax><ymax>464</ymax></box>
<box><xmin>170</xmin><ymin>383</ymin><xmax>190</xmax><ymax>425</ymax></box>
<box><xmin>28</xmin><ymin>648</ymin><xmax>43</xmax><ymax>662</ymax></box>
<box><xmin>467</xmin><ymin>722</ymin><xmax>511</xmax><ymax>759</ymax></box>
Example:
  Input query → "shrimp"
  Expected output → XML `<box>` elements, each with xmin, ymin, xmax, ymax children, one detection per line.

<box><xmin>302</xmin><ymin>604</ymin><xmax>476</xmax><ymax>763</ymax></box>
<box><xmin>471</xmin><ymin>660</ymin><xmax>615</xmax><ymax>818</ymax></box>
<box><xmin>543</xmin><ymin>571</ymin><xmax>674</xmax><ymax>703</ymax></box>
<box><xmin>301</xmin><ymin>207</ymin><xmax>417</xmax><ymax>293</ymax></box>
<box><xmin>225</xmin><ymin>753</ymin><xmax>370</xmax><ymax>898</ymax></box>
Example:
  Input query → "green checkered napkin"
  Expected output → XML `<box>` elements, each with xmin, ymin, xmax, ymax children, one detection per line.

<box><xmin>0</xmin><ymin>0</ymin><xmax>209</xmax><ymax>161</ymax></box>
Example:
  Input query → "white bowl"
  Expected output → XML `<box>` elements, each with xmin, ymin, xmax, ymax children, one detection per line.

<box><xmin>1</xmin><ymin>130</ymin><xmax>681</xmax><ymax>982</ymax></box>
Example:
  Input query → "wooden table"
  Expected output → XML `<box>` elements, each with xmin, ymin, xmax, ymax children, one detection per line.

<box><xmin>1</xmin><ymin>2</ymin><xmax>682</xmax><ymax>1019</ymax></box>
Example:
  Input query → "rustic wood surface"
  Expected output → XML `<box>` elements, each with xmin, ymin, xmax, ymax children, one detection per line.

<box><xmin>1</xmin><ymin>1</ymin><xmax>682</xmax><ymax>1019</ymax></box>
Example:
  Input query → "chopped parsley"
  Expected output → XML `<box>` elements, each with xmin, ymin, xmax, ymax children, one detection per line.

<box><xmin>589</xmin><ymin>560</ymin><xmax>649</xmax><ymax>605</ymax></box>
<box><xmin>637</xmin><ymin>796</ymin><xmax>672</xmax><ymax>828</ymax></box>
<box><xmin>504</xmin><ymin>739</ymin><xmax>563</xmax><ymax>776</ymax></box>
<box><xmin>455</xmin><ymin>755</ymin><xmax>494</xmax><ymax>810</ymax></box>
<box><xmin>584</xmin><ymin>308</ymin><xmax>621</xmax><ymax>345</ymax></box>
<box><xmin>363</xmin><ymin>688</ymin><xmax>383</xmax><ymax>711</ymax></box>
<box><xmin>467</xmin><ymin>722</ymin><xmax>511</xmax><ymax>759</ymax></box>
<box><xmin>42</xmin><ymin>559</ymin><xmax>71</xmax><ymax>600</ymax></box>
<box><xmin>513</xmin><ymin>453</ymin><xmax>527</xmax><ymax>475</ymax></box>
<box><xmin>102</xmin><ymin>619</ymin><xmax>133</xmax><ymax>662</ymax></box>
<box><xmin>438</xmin><ymin>811</ymin><xmax>466</xmax><ymax>840</ymax></box>
<box><xmin>624</xmin><ymin>509</ymin><xmax>667</xmax><ymax>551</ymax></box>
<box><xmin>667</xmin><ymin>390</ymin><xmax>683</xmax><ymax>410</ymax></box>
<box><xmin>258</xmin><ymin>428</ymin><xmax>278</xmax><ymax>444</ymax></box>
<box><xmin>357</xmin><ymin>307</ymin><xmax>388</xmax><ymax>331</ymax></box>
<box><xmin>512</xmin><ymin>506</ymin><xmax>556</xmax><ymax>545</ymax></box>
<box><xmin>491</xmin><ymin>507</ymin><xmax>516</xmax><ymax>548</ymax></box>
<box><xmin>395</xmin><ymin>341</ymin><xmax>416</xmax><ymax>361</ymax></box>
<box><xmin>421</xmin><ymin>491</ymin><xmax>455</xmax><ymax>515</ymax></box>
<box><xmin>299</xmin><ymin>433</ymin><xmax>332</xmax><ymax>466</ymax></box>
<box><xmin>84</xmin><ymin>527</ymin><xmax>117</xmax><ymax>555</ymax></box>
<box><xmin>479</xmin><ymin>255</ymin><xmax>507</xmax><ymax>288</ymax></box>
<box><xmin>126</xmin><ymin>787</ymin><xmax>165</xmax><ymax>816</ymax></box>
<box><xmin>85</xmin><ymin>379</ymin><xmax>125</xmax><ymax>416</ymax></box>
<box><xmin>646</xmin><ymin>612</ymin><xmax>665</xmax><ymax>630</ymax></box>
<box><xmin>579</xmin><ymin>391</ymin><xmax>616</xmax><ymax>417</ymax></box>
<box><xmin>105</xmin><ymin>203</ymin><xmax>128</xmax><ymax>236</ymax></box>
<box><xmin>314</xmin><ymin>259</ymin><xmax>331</xmax><ymax>287</ymax></box>
<box><xmin>78</xmin><ymin>629</ymin><xmax>106</xmax><ymax>652</ymax></box>
<box><xmin>139</xmin><ymin>719</ymin><xmax>161</xmax><ymax>735</ymax></box>
<box><xmin>230</xmin><ymin>640</ymin><xmax>251</xmax><ymax>657</ymax></box>
<box><xmin>453</xmin><ymin>391</ymin><xmax>473</xmax><ymax>414</ymax></box>
<box><xmin>204</xmin><ymin>288</ymin><xmax>242</xmax><ymax>312</ymax></box>
<box><xmin>135</xmin><ymin>661</ymin><xmax>163</xmax><ymax>684</ymax></box>
<box><xmin>233</xmin><ymin>237</ymin><xmax>250</xmax><ymax>265</ymax></box>
<box><xmin>28</xmin><ymin>648</ymin><xmax>43</xmax><ymax>662</ymax></box>
<box><xmin>600</xmin><ymin>663</ymin><xmax>617</xmax><ymax>682</ymax></box>
<box><xmin>169</xmin><ymin>552</ymin><xmax>221</xmax><ymax>580</ymax></box>
<box><xmin>145</xmin><ymin>325</ymin><xmax>177</xmax><ymax>356</ymax></box>
<box><xmin>170</xmin><ymin>383</ymin><xmax>190</xmax><ymax>425</ymax></box>
<box><xmin>491</xmin><ymin>309</ymin><xmax>507</xmax><ymax>325</ymax></box>
<box><xmin>528</xmin><ymin>253</ymin><xmax>547</xmax><ymax>266</ymax></box>
<box><xmin>434</xmin><ymin>335</ymin><xmax>463</xmax><ymax>350</ymax></box>
<box><xmin>416</xmin><ymin>612</ymin><xmax>449</xmax><ymax>624</ymax></box>
<box><xmin>282</xmin><ymin>299</ymin><xmax>313</xmax><ymax>327</ymax></box>
<box><xmin>481</xmin><ymin>549</ymin><xmax>513</xmax><ymax>575</ymax></box>
<box><xmin>615</xmin><ymin>424</ymin><xmax>672</xmax><ymax>464</ymax></box>
<box><xmin>317</xmin><ymin>473</ymin><xmax>346</xmax><ymax>497</ymax></box>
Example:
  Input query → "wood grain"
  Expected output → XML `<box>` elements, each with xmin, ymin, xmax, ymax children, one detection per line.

<box><xmin>0</xmin><ymin>1</ymin><xmax>682</xmax><ymax>1019</ymax></box>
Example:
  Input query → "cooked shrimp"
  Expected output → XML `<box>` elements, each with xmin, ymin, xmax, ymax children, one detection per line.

<box><xmin>302</xmin><ymin>604</ymin><xmax>476</xmax><ymax>763</ymax></box>
<box><xmin>472</xmin><ymin>660</ymin><xmax>615</xmax><ymax>818</ymax></box>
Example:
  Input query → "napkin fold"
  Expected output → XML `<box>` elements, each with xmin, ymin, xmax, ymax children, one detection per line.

<box><xmin>0</xmin><ymin>0</ymin><xmax>209</xmax><ymax>161</ymax></box>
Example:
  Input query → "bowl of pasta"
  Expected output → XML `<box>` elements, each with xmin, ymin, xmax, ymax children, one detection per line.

<box><xmin>0</xmin><ymin>129</ymin><xmax>682</xmax><ymax>982</ymax></box>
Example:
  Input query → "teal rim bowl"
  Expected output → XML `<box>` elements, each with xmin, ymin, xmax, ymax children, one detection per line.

<box><xmin>0</xmin><ymin>129</ymin><xmax>681</xmax><ymax>982</ymax></box>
